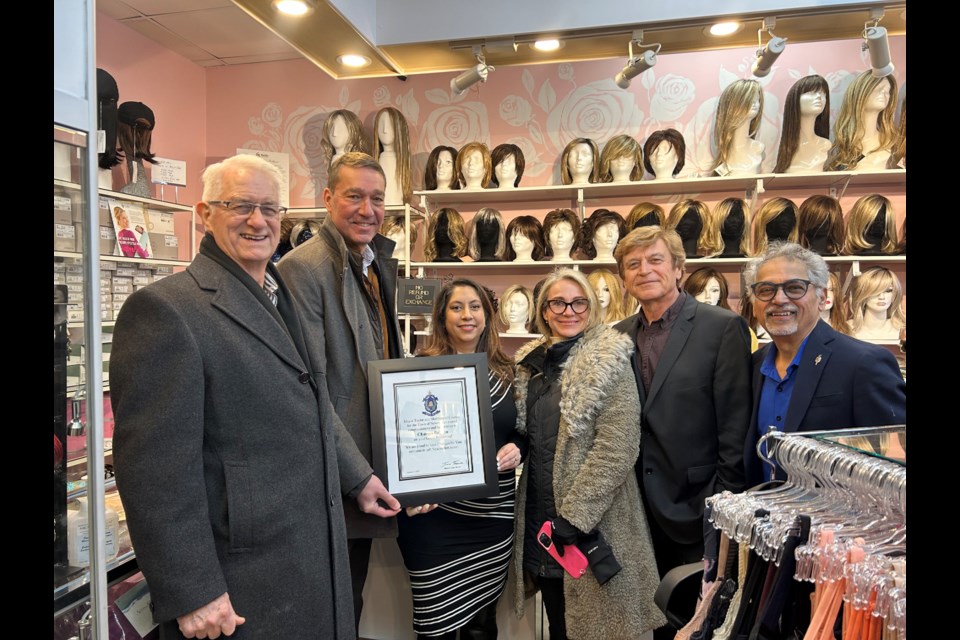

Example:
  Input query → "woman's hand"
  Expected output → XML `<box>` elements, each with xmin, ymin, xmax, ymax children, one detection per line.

<box><xmin>496</xmin><ymin>443</ymin><xmax>522</xmax><ymax>472</ymax></box>
<box><xmin>405</xmin><ymin>503</ymin><xmax>439</xmax><ymax>517</ymax></box>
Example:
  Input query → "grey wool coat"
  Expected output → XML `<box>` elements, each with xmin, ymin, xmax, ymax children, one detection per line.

<box><xmin>277</xmin><ymin>217</ymin><xmax>403</xmax><ymax>539</ymax></box>
<box><xmin>111</xmin><ymin>253</ymin><xmax>354</xmax><ymax>638</ymax></box>
<box><xmin>511</xmin><ymin>323</ymin><xmax>667</xmax><ymax>640</ymax></box>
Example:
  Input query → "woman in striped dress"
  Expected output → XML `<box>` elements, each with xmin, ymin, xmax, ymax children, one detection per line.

<box><xmin>397</xmin><ymin>278</ymin><xmax>525</xmax><ymax>639</ymax></box>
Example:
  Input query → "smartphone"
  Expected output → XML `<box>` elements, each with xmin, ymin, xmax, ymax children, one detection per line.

<box><xmin>537</xmin><ymin>520</ymin><xmax>589</xmax><ymax>578</ymax></box>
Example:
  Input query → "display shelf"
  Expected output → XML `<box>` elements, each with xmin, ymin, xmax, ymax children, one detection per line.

<box><xmin>54</xmin><ymin>549</ymin><xmax>137</xmax><ymax>606</ymax></box>
<box><xmin>68</xmin><ymin>320</ymin><xmax>117</xmax><ymax>329</ymax></box>
<box><xmin>581</xmin><ymin>174</ymin><xmax>773</xmax><ymax>199</ymax></box>
<box><xmin>409</xmin><ymin>255</ymin><xmax>906</xmax><ymax>270</ymax></box>
<box><xmin>97</xmin><ymin>188</ymin><xmax>193</xmax><ymax>213</ymax></box>
<box><xmin>499</xmin><ymin>332</ymin><xmax>540</xmax><ymax>339</ymax></box>
<box><xmin>54</xmin><ymin>251</ymin><xmax>191</xmax><ymax>267</ymax></box>
<box><xmin>415</xmin><ymin>184</ymin><xmax>583</xmax><ymax>206</ymax></box>
<box><xmin>764</xmin><ymin>169</ymin><xmax>906</xmax><ymax>191</ymax></box>
<box><xmin>54</xmin><ymin>178</ymin><xmax>82</xmax><ymax>192</ymax></box>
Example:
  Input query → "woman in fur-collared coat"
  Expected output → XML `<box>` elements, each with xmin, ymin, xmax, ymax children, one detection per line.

<box><xmin>511</xmin><ymin>268</ymin><xmax>666</xmax><ymax>640</ymax></box>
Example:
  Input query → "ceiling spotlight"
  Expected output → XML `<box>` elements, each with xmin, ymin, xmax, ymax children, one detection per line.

<box><xmin>272</xmin><ymin>0</ymin><xmax>313</xmax><ymax>16</ymax></box>
<box><xmin>533</xmin><ymin>39</ymin><xmax>562</xmax><ymax>52</ymax></box>
<box><xmin>338</xmin><ymin>54</ymin><xmax>371</xmax><ymax>68</ymax></box>
<box><xmin>451</xmin><ymin>48</ymin><xmax>494</xmax><ymax>95</ymax></box>
<box><xmin>614</xmin><ymin>32</ymin><xmax>660</xmax><ymax>89</ymax></box>
<box><xmin>752</xmin><ymin>18</ymin><xmax>787</xmax><ymax>78</ymax></box>
<box><xmin>709</xmin><ymin>22</ymin><xmax>741</xmax><ymax>36</ymax></box>
<box><xmin>863</xmin><ymin>20</ymin><xmax>894</xmax><ymax>77</ymax></box>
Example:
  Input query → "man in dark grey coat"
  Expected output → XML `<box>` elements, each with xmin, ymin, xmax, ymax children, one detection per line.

<box><xmin>278</xmin><ymin>152</ymin><xmax>404</xmax><ymax>631</ymax></box>
<box><xmin>112</xmin><ymin>154</ymin><xmax>354</xmax><ymax>638</ymax></box>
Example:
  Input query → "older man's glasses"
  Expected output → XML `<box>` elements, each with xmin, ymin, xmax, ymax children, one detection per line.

<box><xmin>546</xmin><ymin>298</ymin><xmax>589</xmax><ymax>314</ymax></box>
<box><xmin>750</xmin><ymin>279</ymin><xmax>813</xmax><ymax>302</ymax></box>
<box><xmin>208</xmin><ymin>200</ymin><xmax>287</xmax><ymax>219</ymax></box>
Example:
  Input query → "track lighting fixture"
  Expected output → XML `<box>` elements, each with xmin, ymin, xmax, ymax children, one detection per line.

<box><xmin>751</xmin><ymin>18</ymin><xmax>786</xmax><ymax>78</ymax></box>
<box><xmin>451</xmin><ymin>47</ymin><xmax>495</xmax><ymax>95</ymax></box>
<box><xmin>862</xmin><ymin>11</ymin><xmax>894</xmax><ymax>77</ymax></box>
<box><xmin>614</xmin><ymin>31</ymin><xmax>660</xmax><ymax>89</ymax></box>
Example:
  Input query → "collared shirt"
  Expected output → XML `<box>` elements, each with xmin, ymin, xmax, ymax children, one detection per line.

<box><xmin>347</xmin><ymin>244</ymin><xmax>392</xmax><ymax>359</ymax></box>
<box><xmin>263</xmin><ymin>270</ymin><xmax>279</xmax><ymax>307</ymax></box>
<box><xmin>756</xmin><ymin>336</ymin><xmax>810</xmax><ymax>481</ymax></box>
<box><xmin>634</xmin><ymin>291</ymin><xmax>687</xmax><ymax>393</ymax></box>
<box><xmin>359</xmin><ymin>244</ymin><xmax>375</xmax><ymax>277</ymax></box>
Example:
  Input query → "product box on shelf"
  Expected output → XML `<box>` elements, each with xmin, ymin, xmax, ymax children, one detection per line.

<box><xmin>100</xmin><ymin>225</ymin><xmax>117</xmax><ymax>254</ymax></box>
<box><xmin>149</xmin><ymin>232</ymin><xmax>180</xmax><ymax>260</ymax></box>
<box><xmin>54</xmin><ymin>223</ymin><xmax>77</xmax><ymax>252</ymax></box>
<box><xmin>114</xmin><ymin>266</ymin><xmax>137</xmax><ymax>277</ymax></box>
<box><xmin>54</xmin><ymin>194</ymin><xmax>73</xmax><ymax>225</ymax></box>
<box><xmin>100</xmin><ymin>260</ymin><xmax>118</xmax><ymax>271</ymax></box>
<box><xmin>148</xmin><ymin>210</ymin><xmax>176</xmax><ymax>235</ymax></box>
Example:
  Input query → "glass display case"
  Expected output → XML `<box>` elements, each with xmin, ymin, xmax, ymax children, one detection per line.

<box><xmin>810</xmin><ymin>424</ymin><xmax>906</xmax><ymax>465</ymax></box>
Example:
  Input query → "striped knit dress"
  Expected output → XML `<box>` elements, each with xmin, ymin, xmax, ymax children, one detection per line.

<box><xmin>396</xmin><ymin>372</ymin><xmax>520</xmax><ymax>636</ymax></box>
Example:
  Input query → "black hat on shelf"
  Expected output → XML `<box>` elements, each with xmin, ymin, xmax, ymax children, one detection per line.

<box><xmin>118</xmin><ymin>101</ymin><xmax>156</xmax><ymax>129</ymax></box>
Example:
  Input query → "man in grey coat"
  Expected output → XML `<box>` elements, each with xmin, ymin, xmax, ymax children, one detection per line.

<box><xmin>112</xmin><ymin>154</ymin><xmax>354</xmax><ymax>638</ymax></box>
<box><xmin>278</xmin><ymin>152</ymin><xmax>404</xmax><ymax>631</ymax></box>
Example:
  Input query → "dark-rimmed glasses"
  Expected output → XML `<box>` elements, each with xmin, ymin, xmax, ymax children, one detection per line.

<box><xmin>546</xmin><ymin>298</ymin><xmax>589</xmax><ymax>314</ymax></box>
<box><xmin>750</xmin><ymin>279</ymin><xmax>813</xmax><ymax>302</ymax></box>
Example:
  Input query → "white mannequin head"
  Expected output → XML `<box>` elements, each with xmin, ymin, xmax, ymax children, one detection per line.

<box><xmin>593</xmin><ymin>221</ymin><xmax>620</xmax><ymax>258</ymax></box>
<box><xmin>494</xmin><ymin>154</ymin><xmax>517</xmax><ymax>189</ymax></box>
<box><xmin>329</xmin><ymin>114</ymin><xmax>349</xmax><ymax>153</ymax></box>
<box><xmin>650</xmin><ymin>140</ymin><xmax>679</xmax><ymax>179</ymax></box>
<box><xmin>799</xmin><ymin>90</ymin><xmax>827</xmax><ymax>117</ymax></box>
<box><xmin>436</xmin><ymin>149</ymin><xmax>454</xmax><ymax>187</ymax></box>
<box><xmin>747</xmin><ymin>98</ymin><xmax>762</xmax><ymax>120</ymax></box>
<box><xmin>463</xmin><ymin>149</ymin><xmax>485</xmax><ymax>187</ymax></box>
<box><xmin>610</xmin><ymin>156</ymin><xmax>635</xmax><ymax>182</ymax></box>
<box><xmin>377</xmin><ymin>111</ymin><xmax>395</xmax><ymax>146</ymax></box>
<box><xmin>511</xmin><ymin>229</ymin><xmax>534</xmax><ymax>261</ymax></box>
<box><xmin>549</xmin><ymin>221</ymin><xmax>575</xmax><ymax>260</ymax></box>
<box><xmin>865</xmin><ymin>286</ymin><xmax>894</xmax><ymax>315</ymax></box>
<box><xmin>867</xmin><ymin>80</ymin><xmax>891</xmax><ymax>113</ymax></box>
<box><xmin>694</xmin><ymin>276</ymin><xmax>722</xmax><ymax>306</ymax></box>
<box><xmin>506</xmin><ymin>291</ymin><xmax>530</xmax><ymax>325</ymax></box>
<box><xmin>567</xmin><ymin>142</ymin><xmax>594</xmax><ymax>183</ymax></box>
<box><xmin>593</xmin><ymin>278</ymin><xmax>611</xmax><ymax>310</ymax></box>
<box><xmin>386</xmin><ymin>227</ymin><xmax>405</xmax><ymax>258</ymax></box>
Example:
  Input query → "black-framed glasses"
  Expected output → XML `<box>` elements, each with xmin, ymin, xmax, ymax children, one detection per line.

<box><xmin>750</xmin><ymin>279</ymin><xmax>813</xmax><ymax>302</ymax></box>
<box><xmin>208</xmin><ymin>200</ymin><xmax>287</xmax><ymax>219</ymax></box>
<box><xmin>546</xmin><ymin>298</ymin><xmax>589</xmax><ymax>314</ymax></box>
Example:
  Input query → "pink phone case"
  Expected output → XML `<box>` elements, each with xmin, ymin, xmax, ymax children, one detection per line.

<box><xmin>537</xmin><ymin>520</ymin><xmax>589</xmax><ymax>578</ymax></box>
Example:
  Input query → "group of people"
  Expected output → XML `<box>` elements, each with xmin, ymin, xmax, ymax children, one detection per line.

<box><xmin>111</xmin><ymin>151</ymin><xmax>906</xmax><ymax>640</ymax></box>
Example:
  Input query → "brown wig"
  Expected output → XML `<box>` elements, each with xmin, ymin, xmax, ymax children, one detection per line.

<box><xmin>504</xmin><ymin>215</ymin><xmax>546</xmax><ymax>261</ymax></box>
<box><xmin>773</xmin><ymin>75</ymin><xmax>831</xmax><ymax>173</ymax></box>
<box><xmin>797</xmin><ymin>195</ymin><xmax>845</xmax><ymax>255</ymax></box>
<box><xmin>579</xmin><ymin>208</ymin><xmax>626</xmax><ymax>259</ymax></box>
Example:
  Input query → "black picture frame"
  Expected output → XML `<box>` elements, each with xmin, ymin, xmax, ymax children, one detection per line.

<box><xmin>367</xmin><ymin>353</ymin><xmax>498</xmax><ymax>507</ymax></box>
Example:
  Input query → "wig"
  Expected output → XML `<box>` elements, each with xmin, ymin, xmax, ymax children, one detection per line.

<box><xmin>579</xmin><ymin>208</ymin><xmax>627</xmax><ymax>259</ymax></box>
<box><xmin>824</xmin><ymin>71</ymin><xmax>898</xmax><ymax>171</ymax></box>
<box><xmin>490</xmin><ymin>143</ymin><xmax>525</xmax><ymax>187</ymax></box>
<box><xmin>888</xmin><ymin>96</ymin><xmax>906</xmax><ymax>169</ymax></box>
<box><xmin>372</xmin><ymin>107</ymin><xmax>413</xmax><ymax>201</ymax></box>
<box><xmin>773</xmin><ymin>75</ymin><xmax>831</xmax><ymax>174</ymax></box>
<box><xmin>712</xmin><ymin>197</ymin><xmax>751</xmax><ymax>257</ymax></box>
<box><xmin>320</xmin><ymin>110</ymin><xmax>368</xmax><ymax>169</ymax></box>
<box><xmin>897</xmin><ymin>217</ymin><xmax>906</xmax><ymax>255</ymax></box>
<box><xmin>846</xmin><ymin>266</ymin><xmax>905</xmax><ymax>336</ymax></box>
<box><xmin>418</xmin><ymin>278</ymin><xmax>514</xmax><ymax>383</ymax></box>
<box><xmin>542</xmin><ymin>208</ymin><xmax>582</xmax><ymax>258</ymax></box>
<box><xmin>797</xmin><ymin>194</ymin><xmax>845</xmax><ymax>255</ymax></box>
<box><xmin>423</xmin><ymin>145</ymin><xmax>459</xmax><ymax>191</ymax></box>
<box><xmin>626</xmin><ymin>202</ymin><xmax>667</xmax><ymax>230</ymax></box>
<box><xmin>560</xmin><ymin>138</ymin><xmax>601</xmax><ymax>184</ymax></box>
<box><xmin>843</xmin><ymin>193</ymin><xmax>898</xmax><ymax>255</ymax></box>
<box><xmin>380</xmin><ymin>215</ymin><xmax>418</xmax><ymax>245</ymax></box>
<box><xmin>587</xmin><ymin>268</ymin><xmax>628</xmax><ymax>323</ymax></box>
<box><xmin>711</xmin><ymin>79</ymin><xmax>764</xmax><ymax>174</ymax></box>
<box><xmin>118</xmin><ymin>101</ymin><xmax>158</xmax><ymax>165</ymax></box>
<box><xmin>468</xmin><ymin>207</ymin><xmax>506</xmax><ymax>261</ymax></box>
<box><xmin>667</xmin><ymin>199</ymin><xmax>715</xmax><ymax>256</ymax></box>
<box><xmin>96</xmin><ymin>68</ymin><xmax>121</xmax><ymax>170</ymax></box>
<box><xmin>824</xmin><ymin>271</ymin><xmax>850</xmax><ymax>335</ymax></box>
<box><xmin>455</xmin><ymin>141</ymin><xmax>493</xmax><ymax>189</ymax></box>
<box><xmin>504</xmin><ymin>215</ymin><xmax>546</xmax><ymax>261</ymax></box>
<box><xmin>683</xmin><ymin>267</ymin><xmax>731</xmax><ymax>311</ymax></box>
<box><xmin>751</xmin><ymin>197</ymin><xmax>799</xmax><ymax>255</ymax></box>
<box><xmin>599</xmin><ymin>135</ymin><xmax>644</xmax><ymax>182</ymax></box>
<box><xmin>424</xmin><ymin>208</ymin><xmax>467</xmax><ymax>262</ymax></box>
<box><xmin>642</xmin><ymin>129</ymin><xmax>686</xmax><ymax>178</ymax></box>
<box><xmin>498</xmin><ymin>284</ymin><xmax>535</xmax><ymax>332</ymax></box>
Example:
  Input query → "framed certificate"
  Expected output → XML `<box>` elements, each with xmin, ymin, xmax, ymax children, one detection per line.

<box><xmin>367</xmin><ymin>353</ymin><xmax>498</xmax><ymax>506</ymax></box>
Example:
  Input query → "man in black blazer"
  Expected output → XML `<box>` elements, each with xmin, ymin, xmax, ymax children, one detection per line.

<box><xmin>112</xmin><ymin>155</ymin><xmax>354</xmax><ymax>638</ymax></box>
<box><xmin>614</xmin><ymin>227</ymin><xmax>751</xmax><ymax>637</ymax></box>
<box><xmin>742</xmin><ymin>242</ymin><xmax>906</xmax><ymax>486</ymax></box>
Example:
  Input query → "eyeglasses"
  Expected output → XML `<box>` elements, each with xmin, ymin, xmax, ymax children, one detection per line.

<box><xmin>750</xmin><ymin>279</ymin><xmax>814</xmax><ymax>302</ymax></box>
<box><xmin>546</xmin><ymin>298</ymin><xmax>589</xmax><ymax>314</ymax></box>
<box><xmin>208</xmin><ymin>200</ymin><xmax>287</xmax><ymax>219</ymax></box>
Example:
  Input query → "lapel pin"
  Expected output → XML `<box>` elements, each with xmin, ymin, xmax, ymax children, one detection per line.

<box><xmin>814</xmin><ymin>354</ymin><xmax>822</xmax><ymax>366</ymax></box>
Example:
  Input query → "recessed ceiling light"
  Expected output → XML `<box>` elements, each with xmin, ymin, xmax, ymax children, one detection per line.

<box><xmin>272</xmin><ymin>0</ymin><xmax>313</xmax><ymax>16</ymax></box>
<box><xmin>533</xmin><ymin>39</ymin><xmax>562</xmax><ymax>52</ymax></box>
<box><xmin>338</xmin><ymin>54</ymin><xmax>371</xmax><ymax>68</ymax></box>
<box><xmin>708</xmin><ymin>22</ymin><xmax>741</xmax><ymax>36</ymax></box>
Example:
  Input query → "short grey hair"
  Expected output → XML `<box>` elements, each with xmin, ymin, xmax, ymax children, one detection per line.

<box><xmin>201</xmin><ymin>154</ymin><xmax>283</xmax><ymax>202</ymax></box>
<box><xmin>328</xmin><ymin>151</ymin><xmax>386</xmax><ymax>193</ymax></box>
<box><xmin>743</xmin><ymin>242</ymin><xmax>829</xmax><ymax>300</ymax></box>
<box><xmin>533</xmin><ymin>268</ymin><xmax>603</xmax><ymax>336</ymax></box>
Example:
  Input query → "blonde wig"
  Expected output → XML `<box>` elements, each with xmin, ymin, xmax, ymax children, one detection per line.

<box><xmin>599</xmin><ymin>134</ymin><xmax>643</xmax><ymax>182</ymax></box>
<box><xmin>626</xmin><ymin>202</ymin><xmax>666</xmax><ymax>230</ymax></box>
<box><xmin>380</xmin><ymin>215</ymin><xmax>418</xmax><ymax>245</ymax></box>
<box><xmin>498</xmin><ymin>284</ymin><xmax>535</xmax><ymax>332</ymax></box>
<box><xmin>321</xmin><ymin>110</ymin><xmax>368</xmax><ymax>169</ymax></box>
<box><xmin>579</xmin><ymin>209</ymin><xmax>626</xmax><ymax>259</ymax></box>
<box><xmin>710</xmin><ymin>79</ymin><xmax>764</xmax><ymax>174</ymax></box>
<box><xmin>533</xmin><ymin>268</ymin><xmax>604</xmax><ymax>337</ymax></box>
<box><xmin>797</xmin><ymin>195</ymin><xmax>845</xmax><ymax>256</ymax></box>
<box><xmin>712</xmin><ymin>197</ymin><xmax>751</xmax><ymax>257</ymax></box>
<box><xmin>888</xmin><ymin>96</ymin><xmax>906</xmax><ymax>169</ymax></box>
<box><xmin>667</xmin><ymin>199</ymin><xmax>716</xmax><ymax>256</ymax></box>
<box><xmin>751</xmin><ymin>197</ymin><xmax>799</xmax><ymax>256</ymax></box>
<box><xmin>824</xmin><ymin>271</ymin><xmax>850</xmax><ymax>335</ymax></box>
<box><xmin>773</xmin><ymin>75</ymin><xmax>831</xmax><ymax>174</ymax></box>
<box><xmin>846</xmin><ymin>266</ymin><xmax>905</xmax><ymax>335</ymax></box>
<box><xmin>424</xmin><ymin>207</ymin><xmax>467</xmax><ymax>261</ymax></box>
<box><xmin>682</xmin><ymin>267</ymin><xmax>731</xmax><ymax>311</ymax></box>
<box><xmin>843</xmin><ymin>194</ymin><xmax>898</xmax><ymax>255</ymax></box>
<box><xmin>455</xmin><ymin>141</ymin><xmax>493</xmax><ymax>188</ymax></box>
<box><xmin>587</xmin><ymin>268</ymin><xmax>628</xmax><ymax>323</ymax></box>
<box><xmin>542</xmin><ymin>208</ymin><xmax>582</xmax><ymax>258</ymax></box>
<box><xmin>467</xmin><ymin>207</ymin><xmax>506</xmax><ymax>261</ymax></box>
<box><xmin>560</xmin><ymin>138</ymin><xmax>602</xmax><ymax>184</ymax></box>
<box><xmin>824</xmin><ymin>71</ymin><xmax>898</xmax><ymax>171</ymax></box>
<box><xmin>372</xmin><ymin>107</ymin><xmax>412</xmax><ymax>202</ymax></box>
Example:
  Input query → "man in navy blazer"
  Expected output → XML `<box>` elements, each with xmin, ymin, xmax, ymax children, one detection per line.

<box><xmin>742</xmin><ymin>242</ymin><xmax>906</xmax><ymax>486</ymax></box>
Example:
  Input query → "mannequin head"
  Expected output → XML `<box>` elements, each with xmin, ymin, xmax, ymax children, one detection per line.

<box><xmin>713</xmin><ymin>197</ymin><xmax>750</xmax><ymax>257</ymax></box>
<box><xmin>542</xmin><ymin>208</ymin><xmax>581</xmax><ymax>259</ymax></box>
<box><xmin>667</xmin><ymin>199</ymin><xmax>713</xmax><ymax>257</ymax></box>
<box><xmin>822</xmin><ymin>271</ymin><xmax>850</xmax><ymax>334</ymax></box>
<box><xmin>372</xmin><ymin>107</ymin><xmax>412</xmax><ymax>199</ymax></box>
<box><xmin>599</xmin><ymin>135</ymin><xmax>643</xmax><ymax>183</ymax></box>
<box><xmin>751</xmin><ymin>197</ymin><xmax>799</xmax><ymax>255</ymax></box>
<box><xmin>321</xmin><ymin>110</ymin><xmax>368</xmax><ymax>169</ymax></box>
<box><xmin>381</xmin><ymin>215</ymin><xmax>417</xmax><ymax>260</ymax></box>
<box><xmin>846</xmin><ymin>266</ymin><xmax>905</xmax><ymax>335</ymax></box>
<box><xmin>683</xmin><ymin>267</ymin><xmax>731</xmax><ymax>310</ymax></box>
<box><xmin>774</xmin><ymin>75</ymin><xmax>831</xmax><ymax>173</ymax></box>
<box><xmin>560</xmin><ymin>138</ymin><xmax>601</xmax><ymax>184</ymax></box>
<box><xmin>825</xmin><ymin>71</ymin><xmax>898</xmax><ymax>171</ymax></box>
<box><xmin>468</xmin><ymin>207</ymin><xmax>506</xmax><ymax>261</ymax></box>
<box><xmin>626</xmin><ymin>202</ymin><xmax>666</xmax><ymax>231</ymax></box>
<box><xmin>504</xmin><ymin>215</ymin><xmax>545</xmax><ymax>262</ymax></box>
<box><xmin>118</xmin><ymin>101</ymin><xmax>158</xmax><ymax>165</ymax></box>
<box><xmin>587</xmin><ymin>268</ymin><xmax>628</xmax><ymax>323</ymax></box>
<box><xmin>499</xmin><ymin>284</ymin><xmax>534</xmax><ymax>332</ymax></box>
<box><xmin>424</xmin><ymin>145</ymin><xmax>458</xmax><ymax>190</ymax></box>
<box><xmin>490</xmin><ymin>143</ymin><xmax>525</xmax><ymax>188</ymax></box>
<box><xmin>843</xmin><ymin>193</ymin><xmax>897</xmax><ymax>255</ymax></box>
<box><xmin>711</xmin><ymin>79</ymin><xmax>764</xmax><ymax>173</ymax></box>
<box><xmin>97</xmin><ymin>69</ymin><xmax>121</xmax><ymax>170</ymax></box>
<box><xmin>643</xmin><ymin>129</ymin><xmax>686</xmax><ymax>179</ymax></box>
<box><xmin>797</xmin><ymin>195</ymin><xmax>845</xmax><ymax>256</ymax></box>
<box><xmin>579</xmin><ymin>208</ymin><xmax>626</xmax><ymax>260</ymax></box>
<box><xmin>455</xmin><ymin>141</ymin><xmax>493</xmax><ymax>189</ymax></box>
<box><xmin>424</xmin><ymin>208</ymin><xmax>467</xmax><ymax>262</ymax></box>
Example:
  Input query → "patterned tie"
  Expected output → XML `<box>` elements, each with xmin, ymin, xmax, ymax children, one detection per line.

<box><xmin>263</xmin><ymin>271</ymin><xmax>279</xmax><ymax>307</ymax></box>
